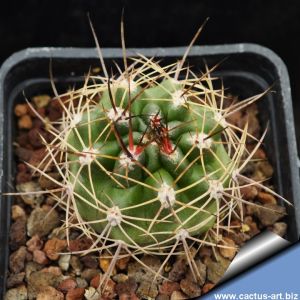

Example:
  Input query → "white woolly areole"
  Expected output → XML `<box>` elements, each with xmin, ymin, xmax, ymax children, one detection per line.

<box><xmin>70</xmin><ymin>113</ymin><xmax>82</xmax><ymax>128</ymax></box>
<box><xmin>107</xmin><ymin>206</ymin><xmax>122</xmax><ymax>227</ymax></box>
<box><xmin>209</xmin><ymin>180</ymin><xmax>224</xmax><ymax>200</ymax></box>
<box><xmin>107</xmin><ymin>107</ymin><xmax>128</xmax><ymax>123</ymax></box>
<box><xmin>214</xmin><ymin>112</ymin><xmax>227</xmax><ymax>128</ymax></box>
<box><xmin>65</xmin><ymin>183</ymin><xmax>74</xmax><ymax>197</ymax></box>
<box><xmin>176</xmin><ymin>228</ymin><xmax>190</xmax><ymax>241</ymax></box>
<box><xmin>171</xmin><ymin>90</ymin><xmax>186</xmax><ymax>107</ymax></box>
<box><xmin>158</xmin><ymin>183</ymin><xmax>176</xmax><ymax>208</ymax></box>
<box><xmin>118</xmin><ymin>78</ymin><xmax>138</xmax><ymax>92</ymax></box>
<box><xmin>191</xmin><ymin>133</ymin><xmax>213</xmax><ymax>150</ymax></box>
<box><xmin>78</xmin><ymin>147</ymin><xmax>98</xmax><ymax>165</ymax></box>
<box><xmin>231</xmin><ymin>169</ymin><xmax>240</xmax><ymax>181</ymax></box>
<box><xmin>119</xmin><ymin>150</ymin><xmax>139</xmax><ymax>170</ymax></box>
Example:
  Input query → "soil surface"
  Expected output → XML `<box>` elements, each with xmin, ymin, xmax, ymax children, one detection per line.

<box><xmin>5</xmin><ymin>94</ymin><xmax>288</xmax><ymax>300</ymax></box>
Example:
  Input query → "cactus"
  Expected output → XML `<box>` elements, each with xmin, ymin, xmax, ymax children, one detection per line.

<box><xmin>25</xmin><ymin>23</ymin><xmax>290</xmax><ymax>292</ymax></box>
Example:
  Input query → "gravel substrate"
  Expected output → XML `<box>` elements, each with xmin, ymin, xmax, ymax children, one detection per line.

<box><xmin>5</xmin><ymin>94</ymin><xmax>288</xmax><ymax>300</ymax></box>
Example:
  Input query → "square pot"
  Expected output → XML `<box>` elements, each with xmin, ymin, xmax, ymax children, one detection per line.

<box><xmin>0</xmin><ymin>44</ymin><xmax>299</xmax><ymax>297</ymax></box>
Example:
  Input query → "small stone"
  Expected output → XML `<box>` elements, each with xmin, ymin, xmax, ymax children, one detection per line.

<box><xmin>6</xmin><ymin>272</ymin><xmax>25</xmax><ymax>288</ymax></box>
<box><xmin>113</xmin><ymin>273</ymin><xmax>129</xmax><ymax>283</ymax></box>
<box><xmin>206</xmin><ymin>256</ymin><xmax>231</xmax><ymax>284</ymax></box>
<box><xmin>159</xmin><ymin>281</ymin><xmax>180</xmax><ymax>296</ymax></box>
<box><xmin>219</xmin><ymin>237</ymin><xmax>237</xmax><ymax>260</ymax></box>
<box><xmin>170</xmin><ymin>290</ymin><xmax>188</xmax><ymax>300</ymax></box>
<box><xmin>137</xmin><ymin>280</ymin><xmax>158</xmax><ymax>299</ymax></box>
<box><xmin>27</xmin><ymin>235</ymin><xmax>44</xmax><ymax>252</ymax></box>
<box><xmin>76</xmin><ymin>277</ymin><xmax>88</xmax><ymax>288</ymax></box>
<box><xmin>202</xmin><ymin>283</ymin><xmax>215</xmax><ymax>294</ymax></box>
<box><xmin>16</xmin><ymin>181</ymin><xmax>44</xmax><ymax>207</ymax></box>
<box><xmin>11</xmin><ymin>205</ymin><xmax>26</xmax><ymax>221</ymax></box>
<box><xmin>25</xmin><ymin>262</ymin><xmax>43</xmax><ymax>281</ymax></box>
<box><xmin>90</xmin><ymin>274</ymin><xmax>101</xmax><ymax>289</ymax></box>
<box><xmin>115</xmin><ymin>278</ymin><xmax>137</xmax><ymax>296</ymax></box>
<box><xmin>33</xmin><ymin>250</ymin><xmax>49</xmax><ymax>265</ymax></box>
<box><xmin>41</xmin><ymin>266</ymin><xmax>63</xmax><ymax>276</ymax></box>
<box><xmin>168</xmin><ymin>257</ymin><xmax>187</xmax><ymax>282</ymax></box>
<box><xmin>80</xmin><ymin>255</ymin><xmax>98</xmax><ymax>269</ymax></box>
<box><xmin>199</xmin><ymin>246</ymin><xmax>212</xmax><ymax>258</ymax></box>
<box><xmin>272</xmin><ymin>222</ymin><xmax>288</xmax><ymax>237</ymax></box>
<box><xmin>240</xmin><ymin>185</ymin><xmax>258</xmax><ymax>200</ymax></box>
<box><xmin>119</xmin><ymin>293</ymin><xmax>140</xmax><ymax>300</ymax></box>
<box><xmin>57</xmin><ymin>278</ymin><xmax>77</xmax><ymax>294</ymax></box>
<box><xmin>44</xmin><ymin>238</ymin><xmax>67</xmax><ymax>260</ymax></box>
<box><xmin>36</xmin><ymin>286</ymin><xmax>64</xmax><ymax>300</ymax></box>
<box><xmin>70</xmin><ymin>255</ymin><xmax>83</xmax><ymax>275</ymax></box>
<box><xmin>244</xmin><ymin>216</ymin><xmax>260</xmax><ymax>237</ymax></box>
<box><xmin>116</xmin><ymin>256</ymin><xmax>130</xmax><ymax>270</ymax></box>
<box><xmin>39</xmin><ymin>172</ymin><xmax>61</xmax><ymax>190</ymax></box>
<box><xmin>58</xmin><ymin>254</ymin><xmax>71</xmax><ymax>271</ymax></box>
<box><xmin>18</xmin><ymin>115</ymin><xmax>33</xmax><ymax>129</ymax></box>
<box><xmin>14</xmin><ymin>104</ymin><xmax>29</xmax><ymax>116</ymax></box>
<box><xmin>32</xmin><ymin>95</ymin><xmax>51</xmax><ymax>108</ymax></box>
<box><xmin>27</xmin><ymin>207</ymin><xmax>60</xmax><ymax>237</ymax></box>
<box><xmin>28</xmin><ymin>270</ymin><xmax>62</xmax><ymax>299</ymax></box>
<box><xmin>48</xmin><ymin>227</ymin><xmax>67</xmax><ymax>240</ymax></box>
<box><xmin>253</xmin><ymin>203</ymin><xmax>286</xmax><ymax>226</ymax></box>
<box><xmin>5</xmin><ymin>285</ymin><xmax>27</xmax><ymax>300</ymax></box>
<box><xmin>90</xmin><ymin>274</ymin><xmax>116</xmax><ymax>298</ymax></box>
<box><xmin>9</xmin><ymin>246</ymin><xmax>28</xmax><ymax>273</ymax></box>
<box><xmin>257</xmin><ymin>161</ymin><xmax>274</xmax><ymax>178</ymax></box>
<box><xmin>66</xmin><ymin>287</ymin><xmax>85</xmax><ymax>300</ymax></box>
<box><xmin>180</xmin><ymin>278</ymin><xmax>201</xmax><ymax>298</ymax></box>
<box><xmin>84</xmin><ymin>287</ymin><xmax>100</xmax><ymax>300</ymax></box>
<box><xmin>68</xmin><ymin>238</ymin><xmax>93</xmax><ymax>252</ymax></box>
<box><xmin>185</xmin><ymin>259</ymin><xmax>207</xmax><ymax>286</ymax></box>
<box><xmin>9</xmin><ymin>218</ymin><xmax>26</xmax><ymax>250</ymax></box>
<box><xmin>156</xmin><ymin>294</ymin><xmax>170</xmax><ymax>300</ymax></box>
<box><xmin>99</xmin><ymin>255</ymin><xmax>116</xmax><ymax>275</ymax></box>
<box><xmin>257</xmin><ymin>192</ymin><xmax>277</xmax><ymax>204</ymax></box>
<box><xmin>81</xmin><ymin>268</ymin><xmax>100</xmax><ymax>282</ymax></box>
<box><xmin>128</xmin><ymin>256</ymin><xmax>162</xmax><ymax>284</ymax></box>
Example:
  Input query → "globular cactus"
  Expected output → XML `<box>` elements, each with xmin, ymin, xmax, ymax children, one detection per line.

<box><xmin>28</xmin><ymin>25</ymin><xmax>289</xmax><ymax>292</ymax></box>
<box><xmin>66</xmin><ymin>75</ymin><xmax>231</xmax><ymax>247</ymax></box>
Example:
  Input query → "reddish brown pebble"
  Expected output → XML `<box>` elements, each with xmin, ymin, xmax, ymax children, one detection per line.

<box><xmin>159</xmin><ymin>281</ymin><xmax>180</xmax><ymax>296</ymax></box>
<box><xmin>257</xmin><ymin>192</ymin><xmax>277</xmax><ymax>204</ymax></box>
<box><xmin>180</xmin><ymin>278</ymin><xmax>201</xmax><ymax>298</ymax></box>
<box><xmin>65</xmin><ymin>287</ymin><xmax>85</xmax><ymax>300</ymax></box>
<box><xmin>80</xmin><ymin>255</ymin><xmax>98</xmax><ymax>269</ymax></box>
<box><xmin>14</xmin><ymin>104</ymin><xmax>28</xmax><ymax>116</ymax></box>
<box><xmin>116</xmin><ymin>256</ymin><xmax>131</xmax><ymax>270</ymax></box>
<box><xmin>202</xmin><ymin>283</ymin><xmax>215</xmax><ymax>294</ymax></box>
<box><xmin>90</xmin><ymin>274</ymin><xmax>101</xmax><ymax>288</ymax></box>
<box><xmin>68</xmin><ymin>238</ymin><xmax>93</xmax><ymax>252</ymax></box>
<box><xmin>44</xmin><ymin>238</ymin><xmax>67</xmax><ymax>260</ymax></box>
<box><xmin>119</xmin><ymin>293</ymin><xmax>140</xmax><ymax>300</ymax></box>
<box><xmin>27</xmin><ymin>235</ymin><xmax>43</xmax><ymax>252</ymax></box>
<box><xmin>57</xmin><ymin>278</ymin><xmax>77</xmax><ymax>294</ymax></box>
<box><xmin>33</xmin><ymin>250</ymin><xmax>49</xmax><ymax>265</ymax></box>
<box><xmin>219</xmin><ymin>237</ymin><xmax>237</xmax><ymax>260</ymax></box>
<box><xmin>18</xmin><ymin>115</ymin><xmax>33</xmax><ymax>129</ymax></box>
<box><xmin>199</xmin><ymin>246</ymin><xmax>212</xmax><ymax>258</ymax></box>
<box><xmin>240</xmin><ymin>185</ymin><xmax>258</xmax><ymax>200</ymax></box>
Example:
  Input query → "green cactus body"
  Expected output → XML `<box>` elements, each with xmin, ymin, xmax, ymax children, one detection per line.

<box><xmin>67</xmin><ymin>78</ymin><xmax>231</xmax><ymax>246</ymax></box>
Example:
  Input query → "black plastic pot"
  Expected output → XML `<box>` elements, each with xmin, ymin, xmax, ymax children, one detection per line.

<box><xmin>0</xmin><ymin>45</ymin><xmax>299</xmax><ymax>298</ymax></box>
